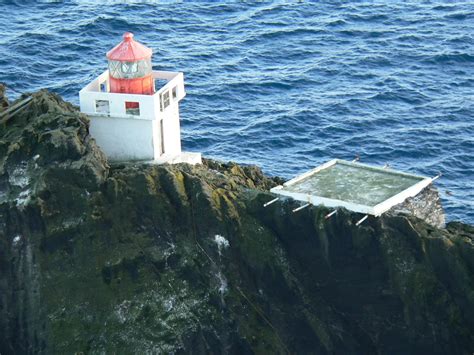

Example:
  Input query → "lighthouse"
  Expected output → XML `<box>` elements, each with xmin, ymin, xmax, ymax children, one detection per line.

<box><xmin>79</xmin><ymin>32</ymin><xmax>201</xmax><ymax>164</ymax></box>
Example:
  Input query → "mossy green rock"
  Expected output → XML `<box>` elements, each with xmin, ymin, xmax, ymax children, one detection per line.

<box><xmin>1</xmin><ymin>91</ymin><xmax>473</xmax><ymax>354</ymax></box>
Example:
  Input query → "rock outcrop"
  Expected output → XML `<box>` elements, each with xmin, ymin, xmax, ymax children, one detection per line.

<box><xmin>389</xmin><ymin>185</ymin><xmax>445</xmax><ymax>228</ymax></box>
<box><xmin>1</xmin><ymin>90</ymin><xmax>473</xmax><ymax>354</ymax></box>
<box><xmin>0</xmin><ymin>84</ymin><xmax>9</xmax><ymax>112</ymax></box>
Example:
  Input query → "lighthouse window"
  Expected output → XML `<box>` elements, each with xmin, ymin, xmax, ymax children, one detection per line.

<box><xmin>138</xmin><ymin>59</ymin><xmax>151</xmax><ymax>74</ymax></box>
<box><xmin>95</xmin><ymin>100</ymin><xmax>110</xmax><ymax>114</ymax></box>
<box><xmin>99</xmin><ymin>81</ymin><xmax>108</xmax><ymax>92</ymax></box>
<box><xmin>121</xmin><ymin>62</ymin><xmax>138</xmax><ymax>74</ymax></box>
<box><xmin>108</xmin><ymin>59</ymin><xmax>152</xmax><ymax>79</ymax></box>
<box><xmin>172</xmin><ymin>86</ymin><xmax>177</xmax><ymax>100</ymax></box>
<box><xmin>125</xmin><ymin>102</ymin><xmax>140</xmax><ymax>116</ymax></box>
<box><xmin>163</xmin><ymin>91</ymin><xmax>170</xmax><ymax>109</ymax></box>
<box><xmin>108</xmin><ymin>60</ymin><xmax>121</xmax><ymax>78</ymax></box>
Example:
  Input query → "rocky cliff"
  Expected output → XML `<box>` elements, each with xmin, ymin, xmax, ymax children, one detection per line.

<box><xmin>1</xmin><ymin>89</ymin><xmax>474</xmax><ymax>354</ymax></box>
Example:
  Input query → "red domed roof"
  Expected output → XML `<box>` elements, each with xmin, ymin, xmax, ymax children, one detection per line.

<box><xmin>106</xmin><ymin>32</ymin><xmax>152</xmax><ymax>62</ymax></box>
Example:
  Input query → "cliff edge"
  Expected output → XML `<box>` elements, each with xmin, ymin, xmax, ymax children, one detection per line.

<box><xmin>1</xmin><ymin>90</ymin><xmax>473</xmax><ymax>354</ymax></box>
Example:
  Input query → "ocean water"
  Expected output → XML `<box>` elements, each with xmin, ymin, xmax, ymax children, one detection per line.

<box><xmin>0</xmin><ymin>1</ymin><xmax>473</xmax><ymax>223</ymax></box>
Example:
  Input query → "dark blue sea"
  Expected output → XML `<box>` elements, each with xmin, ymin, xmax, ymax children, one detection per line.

<box><xmin>1</xmin><ymin>1</ymin><xmax>473</xmax><ymax>223</ymax></box>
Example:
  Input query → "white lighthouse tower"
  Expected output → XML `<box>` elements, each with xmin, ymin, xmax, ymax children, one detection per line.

<box><xmin>79</xmin><ymin>32</ymin><xmax>201</xmax><ymax>164</ymax></box>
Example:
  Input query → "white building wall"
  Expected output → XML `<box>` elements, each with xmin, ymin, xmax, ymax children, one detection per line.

<box><xmin>89</xmin><ymin>116</ymin><xmax>154</xmax><ymax>161</ymax></box>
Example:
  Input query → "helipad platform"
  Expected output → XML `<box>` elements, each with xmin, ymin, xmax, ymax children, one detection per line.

<box><xmin>270</xmin><ymin>159</ymin><xmax>436</xmax><ymax>216</ymax></box>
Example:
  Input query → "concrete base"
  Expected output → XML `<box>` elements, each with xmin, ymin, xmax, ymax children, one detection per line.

<box><xmin>155</xmin><ymin>152</ymin><xmax>202</xmax><ymax>165</ymax></box>
<box><xmin>271</xmin><ymin>159</ymin><xmax>435</xmax><ymax>217</ymax></box>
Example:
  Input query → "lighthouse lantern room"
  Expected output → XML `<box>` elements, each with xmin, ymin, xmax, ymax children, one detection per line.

<box><xmin>107</xmin><ymin>32</ymin><xmax>154</xmax><ymax>96</ymax></box>
<box><xmin>79</xmin><ymin>32</ymin><xmax>201</xmax><ymax>164</ymax></box>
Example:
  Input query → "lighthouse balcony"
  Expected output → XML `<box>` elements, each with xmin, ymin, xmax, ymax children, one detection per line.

<box><xmin>79</xmin><ymin>70</ymin><xmax>186</xmax><ymax>120</ymax></box>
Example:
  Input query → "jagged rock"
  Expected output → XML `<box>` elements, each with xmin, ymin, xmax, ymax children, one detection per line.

<box><xmin>0</xmin><ymin>84</ymin><xmax>8</xmax><ymax>112</ymax></box>
<box><xmin>0</xmin><ymin>89</ymin><xmax>473</xmax><ymax>354</ymax></box>
<box><xmin>389</xmin><ymin>186</ymin><xmax>446</xmax><ymax>228</ymax></box>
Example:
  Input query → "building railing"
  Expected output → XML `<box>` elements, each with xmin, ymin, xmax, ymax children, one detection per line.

<box><xmin>79</xmin><ymin>70</ymin><xmax>186</xmax><ymax>120</ymax></box>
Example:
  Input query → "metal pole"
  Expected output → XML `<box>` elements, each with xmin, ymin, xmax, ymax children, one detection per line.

<box><xmin>431</xmin><ymin>172</ymin><xmax>442</xmax><ymax>182</ymax></box>
<box><xmin>355</xmin><ymin>214</ymin><xmax>369</xmax><ymax>226</ymax></box>
<box><xmin>325</xmin><ymin>210</ymin><xmax>337</xmax><ymax>219</ymax></box>
<box><xmin>0</xmin><ymin>96</ymin><xmax>32</xmax><ymax>119</ymax></box>
<box><xmin>263</xmin><ymin>197</ymin><xmax>279</xmax><ymax>207</ymax></box>
<box><xmin>292</xmin><ymin>203</ymin><xmax>310</xmax><ymax>213</ymax></box>
<box><xmin>0</xmin><ymin>96</ymin><xmax>33</xmax><ymax>124</ymax></box>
